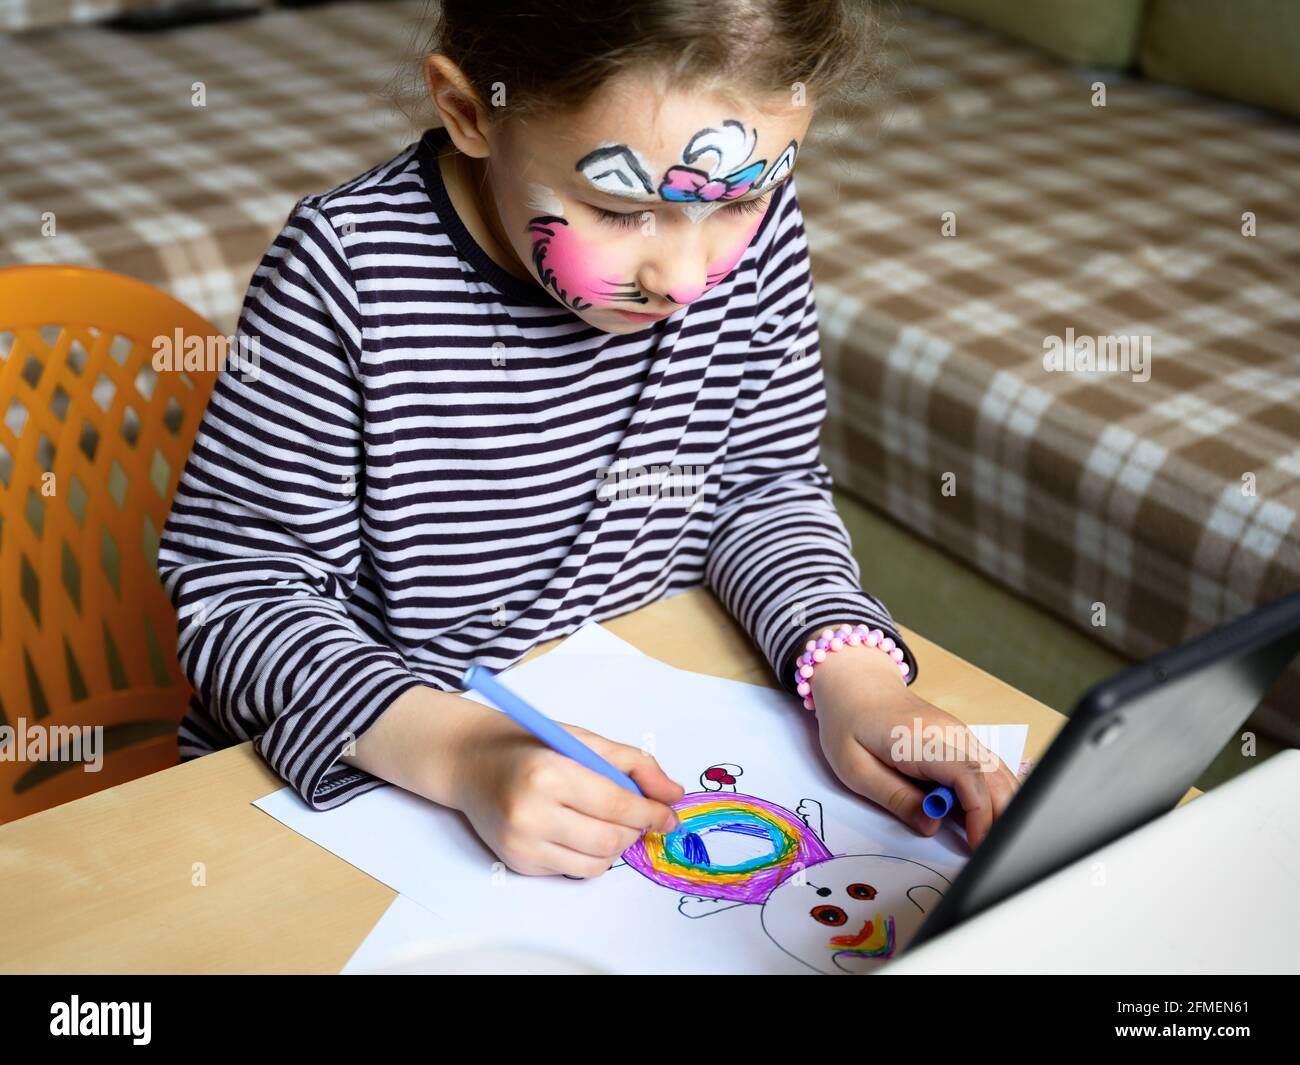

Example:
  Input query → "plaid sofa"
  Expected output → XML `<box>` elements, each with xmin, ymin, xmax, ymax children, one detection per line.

<box><xmin>808</xmin><ymin>7</ymin><xmax>1300</xmax><ymax>742</ymax></box>
<box><xmin>1</xmin><ymin>0</ymin><xmax>423</xmax><ymax>329</ymax></box>
<box><xmin>0</xmin><ymin>0</ymin><xmax>274</xmax><ymax>34</ymax></box>
<box><xmin>2</xmin><ymin>1</ymin><xmax>1297</xmax><ymax>739</ymax></box>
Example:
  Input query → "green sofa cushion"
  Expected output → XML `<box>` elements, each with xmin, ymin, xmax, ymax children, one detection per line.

<box><xmin>1140</xmin><ymin>0</ymin><xmax>1300</xmax><ymax>120</ymax></box>
<box><xmin>914</xmin><ymin>0</ymin><xmax>1146</xmax><ymax>66</ymax></box>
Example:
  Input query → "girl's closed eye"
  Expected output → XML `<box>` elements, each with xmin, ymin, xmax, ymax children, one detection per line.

<box><xmin>590</xmin><ymin>195</ymin><xmax>771</xmax><ymax>229</ymax></box>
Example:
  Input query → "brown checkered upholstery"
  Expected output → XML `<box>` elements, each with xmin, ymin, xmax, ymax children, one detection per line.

<box><xmin>807</xmin><ymin>7</ymin><xmax>1300</xmax><ymax>741</ymax></box>
<box><xmin>0</xmin><ymin>0</ymin><xmax>273</xmax><ymax>34</ymax></box>
<box><xmin>0</xmin><ymin>1</ymin><xmax>426</xmax><ymax>333</ymax></box>
<box><xmin>1</xmin><ymin>1</ymin><xmax>1296</xmax><ymax>738</ymax></box>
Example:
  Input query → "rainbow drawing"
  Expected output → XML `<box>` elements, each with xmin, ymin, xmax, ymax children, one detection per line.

<box><xmin>622</xmin><ymin>792</ymin><xmax>833</xmax><ymax>905</ymax></box>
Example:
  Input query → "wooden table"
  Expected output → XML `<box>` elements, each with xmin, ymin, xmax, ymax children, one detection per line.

<box><xmin>0</xmin><ymin>586</ymin><xmax>1139</xmax><ymax>974</ymax></box>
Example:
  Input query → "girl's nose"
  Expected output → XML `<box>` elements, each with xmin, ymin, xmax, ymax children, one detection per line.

<box><xmin>637</xmin><ymin>239</ymin><xmax>709</xmax><ymax>306</ymax></box>
<box><xmin>639</xmin><ymin>270</ymin><xmax>707</xmax><ymax>308</ymax></box>
<box><xmin>662</xmin><ymin>277</ymin><xmax>708</xmax><ymax>306</ymax></box>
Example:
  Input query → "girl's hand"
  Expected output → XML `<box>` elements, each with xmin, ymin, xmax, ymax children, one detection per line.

<box><xmin>807</xmin><ymin>639</ymin><xmax>1021</xmax><ymax>848</ymax></box>
<box><xmin>447</xmin><ymin>705</ymin><xmax>685</xmax><ymax>878</ymax></box>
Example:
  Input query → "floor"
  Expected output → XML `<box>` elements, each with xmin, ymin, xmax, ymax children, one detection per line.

<box><xmin>833</xmin><ymin>490</ymin><xmax>1287</xmax><ymax>793</ymax></box>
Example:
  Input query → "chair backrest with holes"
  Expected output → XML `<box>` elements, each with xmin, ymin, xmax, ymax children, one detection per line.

<box><xmin>0</xmin><ymin>265</ymin><xmax>221</xmax><ymax>823</ymax></box>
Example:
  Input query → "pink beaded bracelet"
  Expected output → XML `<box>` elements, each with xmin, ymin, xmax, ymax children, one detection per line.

<box><xmin>793</xmin><ymin>623</ymin><xmax>909</xmax><ymax>712</ymax></box>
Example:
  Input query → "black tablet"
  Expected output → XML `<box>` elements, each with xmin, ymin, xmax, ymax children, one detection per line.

<box><xmin>908</xmin><ymin>588</ymin><xmax>1300</xmax><ymax>951</ymax></box>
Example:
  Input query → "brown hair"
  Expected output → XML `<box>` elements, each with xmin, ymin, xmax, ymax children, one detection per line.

<box><xmin>380</xmin><ymin>0</ymin><xmax>896</xmax><ymax>147</ymax></box>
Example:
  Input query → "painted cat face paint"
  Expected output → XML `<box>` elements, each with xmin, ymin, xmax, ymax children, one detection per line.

<box><xmin>525</xmin><ymin>120</ymin><xmax>798</xmax><ymax>327</ymax></box>
<box><xmin>471</xmin><ymin>73</ymin><xmax>813</xmax><ymax>333</ymax></box>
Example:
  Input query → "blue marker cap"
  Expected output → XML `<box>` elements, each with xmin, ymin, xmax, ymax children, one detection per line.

<box><xmin>922</xmin><ymin>784</ymin><xmax>956</xmax><ymax>820</ymax></box>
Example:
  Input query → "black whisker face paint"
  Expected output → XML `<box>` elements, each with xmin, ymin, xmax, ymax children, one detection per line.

<box><xmin>526</xmin><ymin>215</ymin><xmax>594</xmax><ymax>312</ymax></box>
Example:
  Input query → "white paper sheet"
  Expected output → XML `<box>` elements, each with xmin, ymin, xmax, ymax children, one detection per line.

<box><xmin>260</xmin><ymin>622</ymin><xmax>1028</xmax><ymax>975</ymax></box>
<box><xmin>969</xmin><ymin>723</ymin><xmax>1030</xmax><ymax>778</ymax></box>
<box><xmin>340</xmin><ymin>895</ymin><xmax>451</xmax><ymax>974</ymax></box>
<box><xmin>341</xmin><ymin>895</ymin><xmax>608</xmax><ymax>974</ymax></box>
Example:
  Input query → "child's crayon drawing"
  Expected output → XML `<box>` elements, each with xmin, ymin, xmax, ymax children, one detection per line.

<box><xmin>619</xmin><ymin>764</ymin><xmax>950</xmax><ymax>974</ymax></box>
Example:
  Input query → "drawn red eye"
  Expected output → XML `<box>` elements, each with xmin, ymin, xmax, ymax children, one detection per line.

<box><xmin>847</xmin><ymin>883</ymin><xmax>877</xmax><ymax>900</ymax></box>
<box><xmin>811</xmin><ymin>905</ymin><xmax>847</xmax><ymax>926</ymax></box>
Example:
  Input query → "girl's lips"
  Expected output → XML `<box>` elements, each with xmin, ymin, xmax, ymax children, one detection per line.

<box><xmin>615</xmin><ymin>308</ymin><xmax>673</xmax><ymax>322</ymax></box>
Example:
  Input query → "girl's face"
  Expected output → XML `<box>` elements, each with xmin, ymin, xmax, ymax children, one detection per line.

<box><xmin>449</xmin><ymin>68</ymin><xmax>813</xmax><ymax>333</ymax></box>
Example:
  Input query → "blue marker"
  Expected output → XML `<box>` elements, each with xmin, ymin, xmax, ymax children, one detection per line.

<box><xmin>922</xmin><ymin>784</ymin><xmax>956</xmax><ymax>820</ymax></box>
<box><xmin>461</xmin><ymin>663</ymin><xmax>644</xmax><ymax>796</ymax></box>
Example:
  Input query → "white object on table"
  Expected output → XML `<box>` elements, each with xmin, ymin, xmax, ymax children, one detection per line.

<box><xmin>342</xmin><ymin>895</ymin><xmax>602</xmax><ymax>974</ymax></box>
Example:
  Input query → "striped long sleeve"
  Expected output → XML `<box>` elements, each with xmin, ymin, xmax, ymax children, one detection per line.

<box><xmin>703</xmin><ymin>185</ymin><xmax>919</xmax><ymax>695</ymax></box>
<box><xmin>156</xmin><ymin>127</ymin><xmax>917</xmax><ymax>813</ymax></box>
<box><xmin>158</xmin><ymin>200</ymin><xmax>428</xmax><ymax>810</ymax></box>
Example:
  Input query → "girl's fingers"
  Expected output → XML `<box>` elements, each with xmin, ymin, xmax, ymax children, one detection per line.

<box><xmin>542</xmin><ymin>804</ymin><xmax>645</xmax><ymax>861</ymax></box>
<box><xmin>947</xmin><ymin>765</ymin><xmax>996</xmax><ymax>848</ymax></box>
<box><xmin>571</xmin><ymin>728</ymin><xmax>686</xmax><ymax>806</ymax></box>
<box><xmin>895</xmin><ymin>753</ymin><xmax>1020</xmax><ymax>848</ymax></box>
<box><xmin>832</xmin><ymin>737</ymin><xmax>941</xmax><ymax>835</ymax></box>
<box><xmin>497</xmin><ymin>852</ymin><xmax>556</xmax><ymax>877</ymax></box>
<box><xmin>545</xmin><ymin>752</ymin><xmax>680</xmax><ymax>834</ymax></box>
<box><xmin>624</xmin><ymin>759</ymin><xmax>687</xmax><ymax>806</ymax></box>
<box><xmin>955</xmin><ymin>742</ymin><xmax>1020</xmax><ymax>824</ymax></box>
<box><xmin>994</xmin><ymin>761</ymin><xmax>1021</xmax><ymax>811</ymax></box>
<box><xmin>885</xmin><ymin>718</ymin><xmax>1023</xmax><ymax>847</ymax></box>
<box><xmin>534</xmin><ymin>839</ymin><xmax>623</xmax><ymax>880</ymax></box>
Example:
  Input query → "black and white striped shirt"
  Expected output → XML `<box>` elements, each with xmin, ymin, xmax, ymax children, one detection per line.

<box><xmin>157</xmin><ymin>125</ymin><xmax>917</xmax><ymax>810</ymax></box>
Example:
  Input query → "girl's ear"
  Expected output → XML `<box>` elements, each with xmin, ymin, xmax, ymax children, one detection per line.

<box><xmin>424</xmin><ymin>54</ymin><xmax>492</xmax><ymax>159</ymax></box>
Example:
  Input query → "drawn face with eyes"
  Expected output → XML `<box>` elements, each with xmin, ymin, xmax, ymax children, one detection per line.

<box><xmin>621</xmin><ymin>766</ymin><xmax>952</xmax><ymax>974</ymax></box>
<box><xmin>428</xmin><ymin>61</ymin><xmax>812</xmax><ymax>333</ymax></box>
<box><xmin>760</xmin><ymin>855</ymin><xmax>950</xmax><ymax>975</ymax></box>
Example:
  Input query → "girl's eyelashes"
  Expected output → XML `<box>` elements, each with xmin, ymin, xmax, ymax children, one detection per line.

<box><xmin>590</xmin><ymin>205</ymin><xmax>644</xmax><ymax>230</ymax></box>
<box><xmin>589</xmin><ymin>194</ymin><xmax>771</xmax><ymax>229</ymax></box>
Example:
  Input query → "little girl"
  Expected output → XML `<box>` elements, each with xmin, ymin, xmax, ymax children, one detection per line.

<box><xmin>158</xmin><ymin>0</ymin><xmax>1018</xmax><ymax>879</ymax></box>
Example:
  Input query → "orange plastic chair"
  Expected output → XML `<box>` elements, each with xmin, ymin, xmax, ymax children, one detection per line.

<box><xmin>0</xmin><ymin>265</ymin><xmax>221</xmax><ymax>823</ymax></box>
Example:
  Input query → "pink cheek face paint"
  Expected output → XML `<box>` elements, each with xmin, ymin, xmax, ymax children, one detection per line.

<box><xmin>526</xmin><ymin>214</ymin><xmax>630</xmax><ymax>313</ymax></box>
<box><xmin>527</xmin><ymin>204</ymin><xmax>768</xmax><ymax>315</ymax></box>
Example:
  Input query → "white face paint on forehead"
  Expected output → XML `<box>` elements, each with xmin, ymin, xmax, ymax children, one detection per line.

<box><xmin>575</xmin><ymin>143</ymin><xmax>659</xmax><ymax>200</ymax></box>
<box><xmin>572</xmin><ymin>118</ymin><xmax>801</xmax><ymax>226</ymax></box>
<box><xmin>683</xmin><ymin>201</ymin><xmax>726</xmax><ymax>224</ymax></box>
